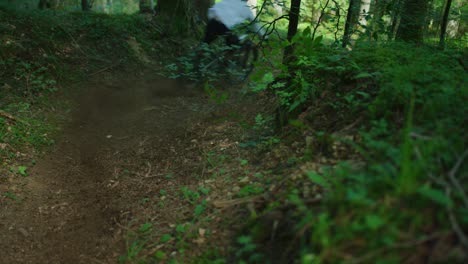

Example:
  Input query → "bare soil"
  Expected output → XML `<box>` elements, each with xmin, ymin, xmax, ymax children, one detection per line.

<box><xmin>0</xmin><ymin>73</ymin><xmax>218</xmax><ymax>263</ymax></box>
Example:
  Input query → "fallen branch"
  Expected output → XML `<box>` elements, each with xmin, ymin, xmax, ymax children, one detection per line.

<box><xmin>212</xmin><ymin>195</ymin><xmax>264</xmax><ymax>209</ymax></box>
<box><xmin>88</xmin><ymin>61</ymin><xmax>122</xmax><ymax>77</ymax></box>
<box><xmin>0</xmin><ymin>110</ymin><xmax>16</xmax><ymax>122</ymax></box>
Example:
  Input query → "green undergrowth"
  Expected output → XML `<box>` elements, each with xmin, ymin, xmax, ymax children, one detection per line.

<box><xmin>171</xmin><ymin>40</ymin><xmax>468</xmax><ymax>263</ymax></box>
<box><xmin>0</xmin><ymin>6</ymin><xmax>164</xmax><ymax>179</ymax></box>
<box><xmin>234</xmin><ymin>40</ymin><xmax>468</xmax><ymax>263</ymax></box>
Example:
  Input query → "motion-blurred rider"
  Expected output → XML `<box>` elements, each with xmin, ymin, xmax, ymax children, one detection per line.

<box><xmin>203</xmin><ymin>0</ymin><xmax>266</xmax><ymax>46</ymax></box>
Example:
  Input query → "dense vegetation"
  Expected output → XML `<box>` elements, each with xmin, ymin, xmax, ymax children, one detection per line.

<box><xmin>1</xmin><ymin>0</ymin><xmax>467</xmax><ymax>263</ymax></box>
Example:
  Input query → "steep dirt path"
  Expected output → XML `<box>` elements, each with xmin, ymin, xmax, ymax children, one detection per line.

<box><xmin>0</xmin><ymin>73</ymin><xmax>209</xmax><ymax>263</ymax></box>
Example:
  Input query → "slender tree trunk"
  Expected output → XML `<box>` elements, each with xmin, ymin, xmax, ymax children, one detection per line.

<box><xmin>359</xmin><ymin>0</ymin><xmax>371</xmax><ymax>27</ymax></box>
<box><xmin>439</xmin><ymin>0</ymin><xmax>453</xmax><ymax>49</ymax></box>
<box><xmin>283</xmin><ymin>0</ymin><xmax>301</xmax><ymax>65</ymax></box>
<box><xmin>81</xmin><ymin>0</ymin><xmax>91</xmax><ymax>11</ymax></box>
<box><xmin>388</xmin><ymin>0</ymin><xmax>402</xmax><ymax>40</ymax></box>
<box><xmin>396</xmin><ymin>0</ymin><xmax>430</xmax><ymax>44</ymax></box>
<box><xmin>342</xmin><ymin>0</ymin><xmax>360</xmax><ymax>47</ymax></box>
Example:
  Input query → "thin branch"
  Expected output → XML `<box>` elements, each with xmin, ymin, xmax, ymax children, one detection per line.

<box><xmin>446</xmin><ymin>188</ymin><xmax>468</xmax><ymax>250</ymax></box>
<box><xmin>311</xmin><ymin>0</ymin><xmax>331</xmax><ymax>40</ymax></box>
<box><xmin>414</xmin><ymin>146</ymin><xmax>449</xmax><ymax>187</ymax></box>
<box><xmin>448</xmin><ymin>149</ymin><xmax>468</xmax><ymax>209</ymax></box>
<box><xmin>331</xmin><ymin>0</ymin><xmax>342</xmax><ymax>45</ymax></box>
<box><xmin>0</xmin><ymin>110</ymin><xmax>16</xmax><ymax>122</ymax></box>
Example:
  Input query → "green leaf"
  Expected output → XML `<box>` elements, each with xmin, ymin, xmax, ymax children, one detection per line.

<box><xmin>3</xmin><ymin>192</ymin><xmax>19</xmax><ymax>201</ymax></box>
<box><xmin>176</xmin><ymin>224</ymin><xmax>186</xmax><ymax>233</ymax></box>
<box><xmin>302</xmin><ymin>26</ymin><xmax>312</xmax><ymax>37</ymax></box>
<box><xmin>194</xmin><ymin>200</ymin><xmax>207</xmax><ymax>218</ymax></box>
<box><xmin>327</xmin><ymin>55</ymin><xmax>343</xmax><ymax>62</ymax></box>
<box><xmin>355</xmin><ymin>72</ymin><xmax>373</xmax><ymax>79</ymax></box>
<box><xmin>365</xmin><ymin>214</ymin><xmax>385</xmax><ymax>230</ymax></box>
<box><xmin>154</xmin><ymin>250</ymin><xmax>166</xmax><ymax>260</ymax></box>
<box><xmin>18</xmin><ymin>166</ymin><xmax>28</xmax><ymax>176</ymax></box>
<box><xmin>198</xmin><ymin>186</ymin><xmax>210</xmax><ymax>195</ymax></box>
<box><xmin>237</xmin><ymin>235</ymin><xmax>252</xmax><ymax>245</ymax></box>
<box><xmin>418</xmin><ymin>186</ymin><xmax>453</xmax><ymax>208</ymax></box>
<box><xmin>306</xmin><ymin>171</ymin><xmax>329</xmax><ymax>188</ymax></box>
<box><xmin>159</xmin><ymin>234</ymin><xmax>172</xmax><ymax>243</ymax></box>
<box><xmin>138</xmin><ymin>222</ymin><xmax>152</xmax><ymax>233</ymax></box>
<box><xmin>313</xmin><ymin>35</ymin><xmax>323</xmax><ymax>46</ymax></box>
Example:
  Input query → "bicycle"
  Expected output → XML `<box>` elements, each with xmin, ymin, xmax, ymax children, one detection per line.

<box><xmin>194</xmin><ymin>33</ymin><xmax>259</xmax><ymax>84</ymax></box>
<box><xmin>165</xmin><ymin>32</ymin><xmax>260</xmax><ymax>86</ymax></box>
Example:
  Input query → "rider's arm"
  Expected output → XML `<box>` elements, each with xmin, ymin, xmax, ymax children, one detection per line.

<box><xmin>252</xmin><ymin>21</ymin><xmax>267</xmax><ymax>39</ymax></box>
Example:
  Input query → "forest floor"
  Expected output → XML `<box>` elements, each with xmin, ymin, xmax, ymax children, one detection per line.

<box><xmin>0</xmin><ymin>69</ymin><xmax>264</xmax><ymax>263</ymax></box>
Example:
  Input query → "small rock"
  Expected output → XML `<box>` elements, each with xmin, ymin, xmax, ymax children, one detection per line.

<box><xmin>18</xmin><ymin>227</ymin><xmax>29</xmax><ymax>237</ymax></box>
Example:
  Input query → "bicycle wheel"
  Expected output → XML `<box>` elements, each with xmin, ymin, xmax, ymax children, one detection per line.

<box><xmin>226</xmin><ymin>40</ymin><xmax>258</xmax><ymax>83</ymax></box>
<box><xmin>239</xmin><ymin>40</ymin><xmax>259</xmax><ymax>79</ymax></box>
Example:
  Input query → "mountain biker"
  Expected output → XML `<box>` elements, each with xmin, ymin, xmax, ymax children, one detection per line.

<box><xmin>203</xmin><ymin>0</ymin><xmax>266</xmax><ymax>46</ymax></box>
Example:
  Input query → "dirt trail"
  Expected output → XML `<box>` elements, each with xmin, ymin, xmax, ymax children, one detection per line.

<box><xmin>0</xmin><ymin>74</ymin><xmax>209</xmax><ymax>263</ymax></box>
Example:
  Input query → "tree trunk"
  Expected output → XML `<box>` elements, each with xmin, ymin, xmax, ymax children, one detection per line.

<box><xmin>283</xmin><ymin>0</ymin><xmax>301</xmax><ymax>65</ymax></box>
<box><xmin>368</xmin><ymin>0</ymin><xmax>388</xmax><ymax>40</ymax></box>
<box><xmin>439</xmin><ymin>0</ymin><xmax>453</xmax><ymax>49</ymax></box>
<box><xmin>194</xmin><ymin>0</ymin><xmax>213</xmax><ymax>22</ymax></box>
<box><xmin>359</xmin><ymin>0</ymin><xmax>371</xmax><ymax>27</ymax></box>
<box><xmin>81</xmin><ymin>0</ymin><xmax>91</xmax><ymax>11</ymax></box>
<box><xmin>158</xmin><ymin>0</ymin><xmax>212</xmax><ymax>34</ymax></box>
<box><xmin>396</xmin><ymin>0</ymin><xmax>429</xmax><ymax>44</ymax></box>
<box><xmin>342</xmin><ymin>0</ymin><xmax>360</xmax><ymax>47</ymax></box>
<box><xmin>158</xmin><ymin>0</ymin><xmax>187</xmax><ymax>17</ymax></box>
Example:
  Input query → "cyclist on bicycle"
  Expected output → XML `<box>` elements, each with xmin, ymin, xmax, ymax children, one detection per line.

<box><xmin>203</xmin><ymin>0</ymin><xmax>266</xmax><ymax>46</ymax></box>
